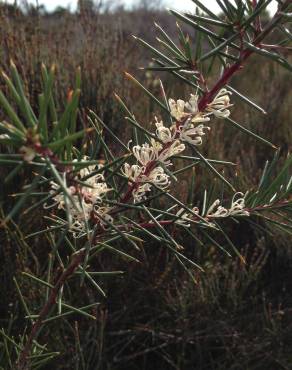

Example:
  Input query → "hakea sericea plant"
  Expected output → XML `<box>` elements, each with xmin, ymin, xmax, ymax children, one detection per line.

<box><xmin>0</xmin><ymin>1</ymin><xmax>291</xmax><ymax>369</ymax></box>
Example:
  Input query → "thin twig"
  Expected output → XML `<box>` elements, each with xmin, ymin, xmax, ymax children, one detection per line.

<box><xmin>15</xmin><ymin>249</ymin><xmax>86</xmax><ymax>370</ymax></box>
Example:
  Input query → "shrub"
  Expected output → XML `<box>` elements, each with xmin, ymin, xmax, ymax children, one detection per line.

<box><xmin>0</xmin><ymin>1</ymin><xmax>291</xmax><ymax>369</ymax></box>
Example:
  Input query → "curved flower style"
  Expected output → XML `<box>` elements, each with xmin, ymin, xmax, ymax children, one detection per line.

<box><xmin>155</xmin><ymin>117</ymin><xmax>175</xmax><ymax>143</ymax></box>
<box><xmin>229</xmin><ymin>192</ymin><xmax>250</xmax><ymax>216</ymax></box>
<box><xmin>185</xmin><ymin>94</ymin><xmax>199</xmax><ymax>114</ymax></box>
<box><xmin>132</xmin><ymin>183</ymin><xmax>152</xmax><ymax>203</ymax></box>
<box><xmin>207</xmin><ymin>192</ymin><xmax>249</xmax><ymax>218</ymax></box>
<box><xmin>158</xmin><ymin>139</ymin><xmax>185</xmax><ymax>164</ymax></box>
<box><xmin>206</xmin><ymin>88</ymin><xmax>232</xmax><ymax>118</ymax></box>
<box><xmin>168</xmin><ymin>98</ymin><xmax>188</xmax><ymax>121</ymax></box>
<box><xmin>123</xmin><ymin>161</ymin><xmax>170</xmax><ymax>203</ymax></box>
<box><xmin>169</xmin><ymin>94</ymin><xmax>199</xmax><ymax>121</ymax></box>
<box><xmin>142</xmin><ymin>166</ymin><xmax>170</xmax><ymax>188</ymax></box>
<box><xmin>132</xmin><ymin>142</ymin><xmax>158</xmax><ymax>166</ymax></box>
<box><xmin>123</xmin><ymin>163</ymin><xmax>143</xmax><ymax>182</ymax></box>
<box><xmin>179</xmin><ymin>123</ymin><xmax>210</xmax><ymax>146</ymax></box>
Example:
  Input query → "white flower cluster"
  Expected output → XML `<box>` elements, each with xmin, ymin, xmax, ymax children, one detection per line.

<box><xmin>206</xmin><ymin>88</ymin><xmax>232</xmax><ymax>119</ymax></box>
<box><xmin>169</xmin><ymin>89</ymin><xmax>232</xmax><ymax>123</ymax></box>
<box><xmin>48</xmin><ymin>160</ymin><xmax>113</xmax><ymax>235</ymax></box>
<box><xmin>123</xmin><ymin>136</ymin><xmax>185</xmax><ymax>203</ymax></box>
<box><xmin>168</xmin><ymin>89</ymin><xmax>232</xmax><ymax>147</ymax></box>
<box><xmin>175</xmin><ymin>192</ymin><xmax>249</xmax><ymax>227</ymax></box>
<box><xmin>206</xmin><ymin>192</ymin><xmax>250</xmax><ymax>218</ymax></box>
<box><xmin>123</xmin><ymin>89</ymin><xmax>232</xmax><ymax>203</ymax></box>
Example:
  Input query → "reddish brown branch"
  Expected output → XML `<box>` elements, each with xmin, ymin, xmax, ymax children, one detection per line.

<box><xmin>198</xmin><ymin>0</ymin><xmax>289</xmax><ymax>109</ymax></box>
<box><xmin>15</xmin><ymin>249</ymin><xmax>86</xmax><ymax>370</ymax></box>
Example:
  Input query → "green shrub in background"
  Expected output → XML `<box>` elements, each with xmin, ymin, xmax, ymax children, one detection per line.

<box><xmin>0</xmin><ymin>1</ymin><xmax>292</xmax><ymax>369</ymax></box>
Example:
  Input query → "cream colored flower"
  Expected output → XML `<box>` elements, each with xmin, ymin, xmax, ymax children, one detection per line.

<box><xmin>142</xmin><ymin>166</ymin><xmax>170</xmax><ymax>189</ymax></box>
<box><xmin>154</xmin><ymin>117</ymin><xmax>175</xmax><ymax>143</ymax></box>
<box><xmin>179</xmin><ymin>123</ymin><xmax>210</xmax><ymax>146</ymax></box>
<box><xmin>123</xmin><ymin>163</ymin><xmax>143</xmax><ymax>182</ymax></box>
<box><xmin>150</xmin><ymin>138</ymin><xmax>163</xmax><ymax>157</ymax></box>
<box><xmin>132</xmin><ymin>183</ymin><xmax>152</xmax><ymax>203</ymax></box>
<box><xmin>169</xmin><ymin>98</ymin><xmax>186</xmax><ymax>121</ymax></box>
<box><xmin>185</xmin><ymin>94</ymin><xmax>199</xmax><ymax>114</ymax></box>
<box><xmin>79</xmin><ymin>163</ymin><xmax>104</xmax><ymax>182</ymax></box>
<box><xmin>132</xmin><ymin>141</ymin><xmax>162</xmax><ymax>166</ymax></box>
<box><xmin>207</xmin><ymin>199</ymin><xmax>229</xmax><ymax>218</ymax></box>
<box><xmin>48</xmin><ymin>158</ymin><xmax>113</xmax><ymax>233</ymax></box>
<box><xmin>169</xmin><ymin>94</ymin><xmax>199</xmax><ymax>121</ymax></box>
<box><xmin>206</xmin><ymin>88</ymin><xmax>232</xmax><ymax>118</ymax></box>
<box><xmin>124</xmin><ymin>163</ymin><xmax>170</xmax><ymax>202</ymax></box>
<box><xmin>81</xmin><ymin>181</ymin><xmax>112</xmax><ymax>205</ymax></box>
<box><xmin>206</xmin><ymin>192</ymin><xmax>249</xmax><ymax>218</ymax></box>
<box><xmin>158</xmin><ymin>140</ymin><xmax>186</xmax><ymax>164</ymax></box>
<box><xmin>49</xmin><ymin>181</ymin><xmax>76</xmax><ymax>210</ymax></box>
<box><xmin>229</xmin><ymin>192</ymin><xmax>250</xmax><ymax>216</ymax></box>
<box><xmin>190</xmin><ymin>113</ymin><xmax>211</xmax><ymax>124</ymax></box>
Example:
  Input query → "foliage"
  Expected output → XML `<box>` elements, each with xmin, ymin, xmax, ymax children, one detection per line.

<box><xmin>0</xmin><ymin>1</ymin><xmax>291</xmax><ymax>369</ymax></box>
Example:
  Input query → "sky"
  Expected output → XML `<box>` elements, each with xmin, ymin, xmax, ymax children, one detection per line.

<box><xmin>4</xmin><ymin>0</ymin><xmax>278</xmax><ymax>14</ymax></box>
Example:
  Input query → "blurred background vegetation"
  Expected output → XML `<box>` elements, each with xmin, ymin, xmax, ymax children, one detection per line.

<box><xmin>0</xmin><ymin>0</ymin><xmax>291</xmax><ymax>369</ymax></box>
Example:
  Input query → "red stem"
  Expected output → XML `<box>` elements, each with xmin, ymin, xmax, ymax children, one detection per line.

<box><xmin>15</xmin><ymin>249</ymin><xmax>86</xmax><ymax>370</ymax></box>
<box><xmin>197</xmin><ymin>51</ymin><xmax>251</xmax><ymax>111</ymax></box>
